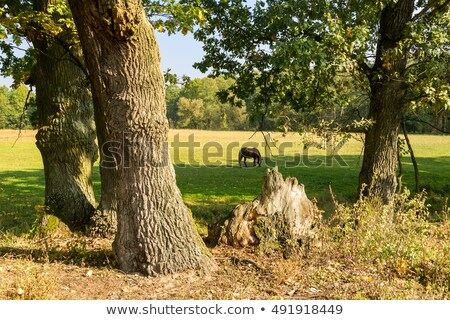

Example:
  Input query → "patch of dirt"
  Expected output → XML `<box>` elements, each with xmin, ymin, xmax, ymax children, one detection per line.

<box><xmin>0</xmin><ymin>238</ymin><xmax>312</xmax><ymax>300</ymax></box>
<box><xmin>0</xmin><ymin>237</ymin><xmax>441</xmax><ymax>300</ymax></box>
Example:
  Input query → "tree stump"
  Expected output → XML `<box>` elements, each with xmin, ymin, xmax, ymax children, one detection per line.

<box><xmin>217</xmin><ymin>167</ymin><xmax>321</xmax><ymax>254</ymax></box>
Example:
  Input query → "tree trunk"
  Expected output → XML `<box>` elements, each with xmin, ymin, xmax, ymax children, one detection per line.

<box><xmin>218</xmin><ymin>167</ymin><xmax>320</xmax><ymax>254</ymax></box>
<box><xmin>69</xmin><ymin>0</ymin><xmax>214</xmax><ymax>275</ymax></box>
<box><xmin>33</xmin><ymin>0</ymin><xmax>97</xmax><ymax>231</ymax></box>
<box><xmin>396</xmin><ymin>139</ymin><xmax>403</xmax><ymax>193</ymax></box>
<box><xmin>89</xmin><ymin>122</ymin><xmax>118</xmax><ymax>237</ymax></box>
<box><xmin>358</xmin><ymin>0</ymin><xmax>414</xmax><ymax>203</ymax></box>
<box><xmin>402</xmin><ymin>120</ymin><xmax>420</xmax><ymax>193</ymax></box>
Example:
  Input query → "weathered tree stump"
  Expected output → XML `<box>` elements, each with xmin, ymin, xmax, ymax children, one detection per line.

<box><xmin>216</xmin><ymin>167</ymin><xmax>321</xmax><ymax>254</ymax></box>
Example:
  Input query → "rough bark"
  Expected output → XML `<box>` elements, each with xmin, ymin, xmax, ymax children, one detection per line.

<box><xmin>218</xmin><ymin>167</ymin><xmax>320</xmax><ymax>254</ymax></box>
<box><xmin>33</xmin><ymin>0</ymin><xmax>97</xmax><ymax>231</ymax></box>
<box><xmin>89</xmin><ymin>127</ymin><xmax>118</xmax><ymax>237</ymax></box>
<box><xmin>359</xmin><ymin>0</ymin><xmax>414</xmax><ymax>203</ymax></box>
<box><xmin>69</xmin><ymin>0</ymin><xmax>214</xmax><ymax>275</ymax></box>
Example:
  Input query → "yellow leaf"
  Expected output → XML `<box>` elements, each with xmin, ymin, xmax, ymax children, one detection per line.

<box><xmin>345</xmin><ymin>27</ymin><xmax>353</xmax><ymax>38</ymax></box>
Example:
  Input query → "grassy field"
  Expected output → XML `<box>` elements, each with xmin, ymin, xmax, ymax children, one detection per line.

<box><xmin>1</xmin><ymin>129</ymin><xmax>449</xmax><ymax>235</ymax></box>
<box><xmin>0</xmin><ymin>129</ymin><xmax>449</xmax><ymax>300</ymax></box>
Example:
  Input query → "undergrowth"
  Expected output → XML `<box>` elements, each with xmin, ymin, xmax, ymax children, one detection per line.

<box><xmin>1</xmin><ymin>189</ymin><xmax>449</xmax><ymax>299</ymax></box>
<box><xmin>304</xmin><ymin>189</ymin><xmax>450</xmax><ymax>298</ymax></box>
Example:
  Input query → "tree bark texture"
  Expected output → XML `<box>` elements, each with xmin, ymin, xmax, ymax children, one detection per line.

<box><xmin>33</xmin><ymin>0</ymin><xmax>97</xmax><ymax>231</ymax></box>
<box><xmin>89</xmin><ymin>118</ymin><xmax>118</xmax><ymax>237</ymax></box>
<box><xmin>359</xmin><ymin>0</ymin><xmax>414</xmax><ymax>203</ymax></box>
<box><xmin>68</xmin><ymin>0</ymin><xmax>214</xmax><ymax>275</ymax></box>
<box><xmin>219</xmin><ymin>167</ymin><xmax>321</xmax><ymax>253</ymax></box>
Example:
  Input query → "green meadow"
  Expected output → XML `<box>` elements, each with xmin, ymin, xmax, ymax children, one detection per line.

<box><xmin>1</xmin><ymin>129</ymin><xmax>450</xmax><ymax>236</ymax></box>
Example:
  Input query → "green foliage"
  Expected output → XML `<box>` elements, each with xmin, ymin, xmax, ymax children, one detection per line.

<box><xmin>323</xmin><ymin>189</ymin><xmax>450</xmax><ymax>290</ymax></box>
<box><xmin>0</xmin><ymin>0</ymin><xmax>76</xmax><ymax>86</ymax></box>
<box><xmin>0</xmin><ymin>1</ymin><xmax>207</xmax><ymax>88</ymax></box>
<box><xmin>167</xmin><ymin>76</ymin><xmax>249</xmax><ymax>130</ymax></box>
<box><xmin>195</xmin><ymin>0</ymin><xmax>364</xmax><ymax>124</ymax></box>
<box><xmin>0</xmin><ymin>85</ymin><xmax>36</xmax><ymax>129</ymax></box>
<box><xmin>194</xmin><ymin>0</ymin><xmax>450</xmax><ymax>130</ymax></box>
<box><xmin>145</xmin><ymin>0</ymin><xmax>207</xmax><ymax>34</ymax></box>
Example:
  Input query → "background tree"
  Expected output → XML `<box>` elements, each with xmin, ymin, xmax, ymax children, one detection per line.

<box><xmin>195</xmin><ymin>0</ymin><xmax>450</xmax><ymax>202</ymax></box>
<box><xmin>68</xmin><ymin>0</ymin><xmax>215</xmax><ymax>275</ymax></box>
<box><xmin>166</xmin><ymin>76</ymin><xmax>249</xmax><ymax>130</ymax></box>
<box><xmin>0</xmin><ymin>85</ymin><xmax>36</xmax><ymax>129</ymax></box>
<box><xmin>0</xmin><ymin>0</ymin><xmax>98</xmax><ymax>230</ymax></box>
<box><xmin>176</xmin><ymin>96</ymin><xmax>205</xmax><ymax>128</ymax></box>
<box><xmin>165</xmin><ymin>83</ymin><xmax>181</xmax><ymax>127</ymax></box>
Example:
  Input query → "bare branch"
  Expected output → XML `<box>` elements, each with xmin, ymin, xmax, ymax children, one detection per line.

<box><xmin>412</xmin><ymin>117</ymin><xmax>450</xmax><ymax>134</ymax></box>
<box><xmin>53</xmin><ymin>36</ymin><xmax>90</xmax><ymax>80</ymax></box>
<box><xmin>412</xmin><ymin>0</ymin><xmax>450</xmax><ymax>22</ymax></box>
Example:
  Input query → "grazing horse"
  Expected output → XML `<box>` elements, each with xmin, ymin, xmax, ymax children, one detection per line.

<box><xmin>239</xmin><ymin>147</ymin><xmax>262</xmax><ymax>167</ymax></box>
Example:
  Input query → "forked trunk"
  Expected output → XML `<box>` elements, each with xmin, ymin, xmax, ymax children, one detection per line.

<box><xmin>69</xmin><ymin>0</ymin><xmax>214</xmax><ymax>275</ymax></box>
<box><xmin>359</xmin><ymin>0</ymin><xmax>414</xmax><ymax>203</ymax></box>
<box><xmin>33</xmin><ymin>0</ymin><xmax>97</xmax><ymax>231</ymax></box>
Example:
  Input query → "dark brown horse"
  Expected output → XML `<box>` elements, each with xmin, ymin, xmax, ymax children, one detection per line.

<box><xmin>239</xmin><ymin>147</ymin><xmax>262</xmax><ymax>167</ymax></box>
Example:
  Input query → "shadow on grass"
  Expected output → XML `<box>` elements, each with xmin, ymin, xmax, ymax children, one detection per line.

<box><xmin>0</xmin><ymin>169</ymin><xmax>45</xmax><ymax>235</ymax></box>
<box><xmin>1</xmin><ymin>155</ymin><xmax>449</xmax><ymax>235</ymax></box>
<box><xmin>175</xmin><ymin>154</ymin><xmax>450</xmax><ymax>219</ymax></box>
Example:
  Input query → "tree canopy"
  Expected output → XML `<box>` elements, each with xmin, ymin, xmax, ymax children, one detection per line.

<box><xmin>194</xmin><ymin>0</ymin><xmax>450</xmax><ymax>201</ymax></box>
<box><xmin>195</xmin><ymin>0</ymin><xmax>450</xmax><ymax>124</ymax></box>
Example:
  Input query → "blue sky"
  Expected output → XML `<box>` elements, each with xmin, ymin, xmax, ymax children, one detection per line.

<box><xmin>156</xmin><ymin>31</ymin><xmax>207</xmax><ymax>79</ymax></box>
<box><xmin>0</xmin><ymin>31</ymin><xmax>207</xmax><ymax>87</ymax></box>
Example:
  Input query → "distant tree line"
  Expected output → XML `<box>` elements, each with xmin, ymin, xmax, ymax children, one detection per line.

<box><xmin>166</xmin><ymin>76</ymin><xmax>251</xmax><ymax>130</ymax></box>
<box><xmin>0</xmin><ymin>80</ymin><xmax>447</xmax><ymax>135</ymax></box>
<box><xmin>165</xmin><ymin>75</ymin><xmax>449</xmax><ymax>135</ymax></box>
<box><xmin>0</xmin><ymin>85</ymin><xmax>36</xmax><ymax>129</ymax></box>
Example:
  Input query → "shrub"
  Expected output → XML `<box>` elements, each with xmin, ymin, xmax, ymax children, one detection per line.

<box><xmin>318</xmin><ymin>189</ymin><xmax>450</xmax><ymax>294</ymax></box>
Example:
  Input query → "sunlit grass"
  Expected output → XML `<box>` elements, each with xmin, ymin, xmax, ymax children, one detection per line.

<box><xmin>1</xmin><ymin>129</ymin><xmax>450</xmax><ymax>235</ymax></box>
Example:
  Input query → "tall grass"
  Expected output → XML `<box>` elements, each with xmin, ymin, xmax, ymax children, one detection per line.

<box><xmin>303</xmin><ymin>190</ymin><xmax>450</xmax><ymax>298</ymax></box>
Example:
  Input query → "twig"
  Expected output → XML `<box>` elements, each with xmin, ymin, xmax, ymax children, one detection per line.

<box><xmin>230</xmin><ymin>256</ymin><xmax>267</xmax><ymax>273</ymax></box>
<box><xmin>412</xmin><ymin>117</ymin><xmax>450</xmax><ymax>135</ymax></box>
<box><xmin>328</xmin><ymin>184</ymin><xmax>339</xmax><ymax>208</ymax></box>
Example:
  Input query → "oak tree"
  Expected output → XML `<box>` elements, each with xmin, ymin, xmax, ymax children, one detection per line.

<box><xmin>68</xmin><ymin>0</ymin><xmax>215</xmax><ymax>275</ymax></box>
<box><xmin>0</xmin><ymin>0</ymin><xmax>98</xmax><ymax>230</ymax></box>
<box><xmin>195</xmin><ymin>0</ymin><xmax>450</xmax><ymax>202</ymax></box>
